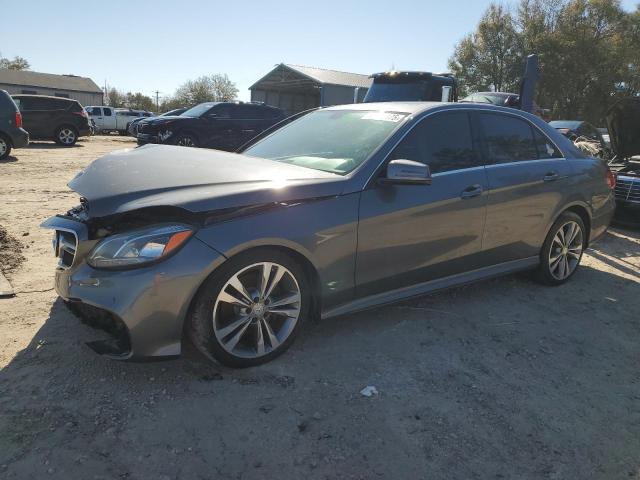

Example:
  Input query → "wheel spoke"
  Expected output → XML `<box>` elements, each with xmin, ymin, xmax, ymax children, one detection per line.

<box><xmin>262</xmin><ymin>319</ymin><xmax>280</xmax><ymax>349</ymax></box>
<box><xmin>223</xmin><ymin>319</ymin><xmax>253</xmax><ymax>351</ymax></box>
<box><xmin>218</xmin><ymin>288</ymin><xmax>252</xmax><ymax>308</ymax></box>
<box><xmin>217</xmin><ymin>314</ymin><xmax>251</xmax><ymax>339</ymax></box>
<box><xmin>265</xmin><ymin>265</ymin><xmax>285</xmax><ymax>299</ymax></box>
<box><xmin>256</xmin><ymin>320</ymin><xmax>265</xmax><ymax>355</ymax></box>
<box><xmin>228</xmin><ymin>275</ymin><xmax>253</xmax><ymax>305</ymax></box>
<box><xmin>268</xmin><ymin>307</ymin><xmax>299</xmax><ymax>318</ymax></box>
<box><xmin>567</xmin><ymin>223</ymin><xmax>579</xmax><ymax>244</ymax></box>
<box><xmin>268</xmin><ymin>292</ymin><xmax>300</xmax><ymax>308</ymax></box>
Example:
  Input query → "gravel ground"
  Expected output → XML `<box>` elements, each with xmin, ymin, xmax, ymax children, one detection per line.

<box><xmin>1</xmin><ymin>137</ymin><xmax>639</xmax><ymax>480</ymax></box>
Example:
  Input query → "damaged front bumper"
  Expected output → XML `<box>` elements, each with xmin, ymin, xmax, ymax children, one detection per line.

<box><xmin>41</xmin><ymin>215</ymin><xmax>226</xmax><ymax>360</ymax></box>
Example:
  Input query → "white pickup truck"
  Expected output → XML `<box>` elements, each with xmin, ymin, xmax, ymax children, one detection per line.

<box><xmin>85</xmin><ymin>106</ymin><xmax>153</xmax><ymax>135</ymax></box>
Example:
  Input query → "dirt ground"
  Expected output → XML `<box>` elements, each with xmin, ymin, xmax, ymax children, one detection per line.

<box><xmin>1</xmin><ymin>137</ymin><xmax>639</xmax><ymax>480</ymax></box>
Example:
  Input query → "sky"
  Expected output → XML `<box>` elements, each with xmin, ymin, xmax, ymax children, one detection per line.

<box><xmin>1</xmin><ymin>0</ymin><xmax>638</xmax><ymax>103</ymax></box>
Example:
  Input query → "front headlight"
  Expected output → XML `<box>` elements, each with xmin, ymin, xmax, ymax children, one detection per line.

<box><xmin>87</xmin><ymin>224</ymin><xmax>194</xmax><ymax>269</ymax></box>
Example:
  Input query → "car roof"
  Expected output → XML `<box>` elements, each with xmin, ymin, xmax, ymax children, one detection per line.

<box><xmin>323</xmin><ymin>101</ymin><xmax>533</xmax><ymax>116</ymax></box>
<box><xmin>549</xmin><ymin>120</ymin><xmax>584</xmax><ymax>129</ymax></box>
<box><xmin>12</xmin><ymin>94</ymin><xmax>76</xmax><ymax>102</ymax></box>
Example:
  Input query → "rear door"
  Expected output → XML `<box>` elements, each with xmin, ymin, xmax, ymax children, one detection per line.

<box><xmin>15</xmin><ymin>96</ymin><xmax>53</xmax><ymax>138</ymax></box>
<box><xmin>477</xmin><ymin>111</ymin><xmax>569</xmax><ymax>263</ymax></box>
<box><xmin>356</xmin><ymin>110</ymin><xmax>489</xmax><ymax>297</ymax></box>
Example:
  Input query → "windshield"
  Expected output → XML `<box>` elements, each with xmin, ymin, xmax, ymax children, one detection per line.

<box><xmin>243</xmin><ymin>110</ymin><xmax>408</xmax><ymax>174</ymax></box>
<box><xmin>181</xmin><ymin>103</ymin><xmax>216</xmax><ymax>117</ymax></box>
<box><xmin>364</xmin><ymin>82</ymin><xmax>429</xmax><ymax>102</ymax></box>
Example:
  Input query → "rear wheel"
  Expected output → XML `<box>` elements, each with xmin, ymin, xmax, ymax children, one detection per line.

<box><xmin>55</xmin><ymin>126</ymin><xmax>78</xmax><ymax>146</ymax></box>
<box><xmin>189</xmin><ymin>249</ymin><xmax>310</xmax><ymax>367</ymax></box>
<box><xmin>0</xmin><ymin>135</ymin><xmax>11</xmax><ymax>160</ymax></box>
<box><xmin>535</xmin><ymin>211</ymin><xmax>586</xmax><ymax>285</ymax></box>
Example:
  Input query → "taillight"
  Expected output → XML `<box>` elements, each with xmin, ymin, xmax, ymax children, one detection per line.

<box><xmin>72</xmin><ymin>110</ymin><xmax>88</xmax><ymax>118</ymax></box>
<box><xmin>15</xmin><ymin>111</ymin><xmax>22</xmax><ymax>128</ymax></box>
<box><xmin>606</xmin><ymin>169</ymin><xmax>616</xmax><ymax>190</ymax></box>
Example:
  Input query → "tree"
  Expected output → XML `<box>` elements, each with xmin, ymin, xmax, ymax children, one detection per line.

<box><xmin>105</xmin><ymin>88</ymin><xmax>126</xmax><ymax>108</ymax></box>
<box><xmin>448</xmin><ymin>0</ymin><xmax>639</xmax><ymax>124</ymax></box>
<box><xmin>0</xmin><ymin>55</ymin><xmax>30</xmax><ymax>70</ymax></box>
<box><xmin>173</xmin><ymin>74</ymin><xmax>238</xmax><ymax>105</ymax></box>
<box><xmin>125</xmin><ymin>92</ymin><xmax>156</xmax><ymax>111</ymax></box>
<box><xmin>448</xmin><ymin>4</ymin><xmax>522</xmax><ymax>96</ymax></box>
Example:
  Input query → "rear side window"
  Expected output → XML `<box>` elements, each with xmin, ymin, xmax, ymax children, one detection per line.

<box><xmin>479</xmin><ymin>113</ymin><xmax>538</xmax><ymax>163</ymax></box>
<box><xmin>388</xmin><ymin>111</ymin><xmax>480</xmax><ymax>174</ymax></box>
<box><xmin>533</xmin><ymin>129</ymin><xmax>562</xmax><ymax>159</ymax></box>
<box><xmin>103</xmin><ymin>108</ymin><xmax>112</xmax><ymax>116</ymax></box>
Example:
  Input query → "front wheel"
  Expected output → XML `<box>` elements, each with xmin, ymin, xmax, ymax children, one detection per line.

<box><xmin>0</xmin><ymin>135</ymin><xmax>11</xmax><ymax>160</ymax></box>
<box><xmin>55</xmin><ymin>126</ymin><xmax>78</xmax><ymax>146</ymax></box>
<box><xmin>535</xmin><ymin>212</ymin><xmax>586</xmax><ymax>285</ymax></box>
<box><xmin>175</xmin><ymin>134</ymin><xmax>197</xmax><ymax>148</ymax></box>
<box><xmin>189</xmin><ymin>249</ymin><xmax>310</xmax><ymax>367</ymax></box>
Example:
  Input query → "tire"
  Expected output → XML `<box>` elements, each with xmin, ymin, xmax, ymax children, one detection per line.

<box><xmin>175</xmin><ymin>133</ymin><xmax>198</xmax><ymax>148</ymax></box>
<box><xmin>55</xmin><ymin>126</ymin><xmax>78</xmax><ymax>146</ymax></box>
<box><xmin>0</xmin><ymin>135</ymin><xmax>11</xmax><ymax>160</ymax></box>
<box><xmin>535</xmin><ymin>211</ymin><xmax>586</xmax><ymax>285</ymax></box>
<box><xmin>188</xmin><ymin>248</ymin><xmax>310</xmax><ymax>368</ymax></box>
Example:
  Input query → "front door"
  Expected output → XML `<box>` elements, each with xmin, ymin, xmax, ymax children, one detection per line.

<box><xmin>477</xmin><ymin>112</ymin><xmax>571</xmax><ymax>262</ymax></box>
<box><xmin>356</xmin><ymin>111</ymin><xmax>488</xmax><ymax>298</ymax></box>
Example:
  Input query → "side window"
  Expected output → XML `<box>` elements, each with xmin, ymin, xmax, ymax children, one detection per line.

<box><xmin>209</xmin><ymin>105</ymin><xmax>231</xmax><ymax>119</ymax></box>
<box><xmin>89</xmin><ymin>107</ymin><xmax>102</xmax><ymax>116</ymax></box>
<box><xmin>479</xmin><ymin>113</ymin><xmax>538</xmax><ymax>163</ymax></box>
<box><xmin>533</xmin><ymin>129</ymin><xmax>562</xmax><ymax>159</ymax></box>
<box><xmin>103</xmin><ymin>108</ymin><xmax>112</xmax><ymax>116</ymax></box>
<box><xmin>388</xmin><ymin>111</ymin><xmax>479</xmax><ymax>174</ymax></box>
<box><xmin>233</xmin><ymin>105</ymin><xmax>259</xmax><ymax>119</ymax></box>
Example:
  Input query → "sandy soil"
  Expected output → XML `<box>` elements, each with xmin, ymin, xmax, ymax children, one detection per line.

<box><xmin>1</xmin><ymin>137</ymin><xmax>639</xmax><ymax>479</ymax></box>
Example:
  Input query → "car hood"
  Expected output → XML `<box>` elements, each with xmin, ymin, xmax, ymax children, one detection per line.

<box><xmin>68</xmin><ymin>145</ymin><xmax>346</xmax><ymax>218</ymax></box>
<box><xmin>606</xmin><ymin>98</ymin><xmax>640</xmax><ymax>159</ymax></box>
<box><xmin>144</xmin><ymin>115</ymin><xmax>187</xmax><ymax>124</ymax></box>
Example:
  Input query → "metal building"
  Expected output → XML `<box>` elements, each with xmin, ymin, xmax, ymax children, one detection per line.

<box><xmin>0</xmin><ymin>69</ymin><xmax>103</xmax><ymax>106</ymax></box>
<box><xmin>250</xmin><ymin>64</ymin><xmax>372</xmax><ymax>116</ymax></box>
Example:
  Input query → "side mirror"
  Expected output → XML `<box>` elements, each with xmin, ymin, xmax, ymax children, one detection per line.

<box><xmin>379</xmin><ymin>159</ymin><xmax>432</xmax><ymax>185</ymax></box>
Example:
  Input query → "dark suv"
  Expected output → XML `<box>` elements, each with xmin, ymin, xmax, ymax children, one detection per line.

<box><xmin>0</xmin><ymin>90</ymin><xmax>29</xmax><ymax>159</ymax></box>
<box><xmin>12</xmin><ymin>95</ymin><xmax>91</xmax><ymax>146</ymax></box>
<box><xmin>136</xmin><ymin>102</ymin><xmax>286</xmax><ymax>150</ymax></box>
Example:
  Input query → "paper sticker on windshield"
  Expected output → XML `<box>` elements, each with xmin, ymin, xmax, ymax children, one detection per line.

<box><xmin>361</xmin><ymin>112</ymin><xmax>405</xmax><ymax>122</ymax></box>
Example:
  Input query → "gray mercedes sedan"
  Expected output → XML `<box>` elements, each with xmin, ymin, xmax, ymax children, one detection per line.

<box><xmin>42</xmin><ymin>102</ymin><xmax>616</xmax><ymax>367</ymax></box>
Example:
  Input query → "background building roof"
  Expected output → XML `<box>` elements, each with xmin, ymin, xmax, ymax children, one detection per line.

<box><xmin>250</xmin><ymin>64</ymin><xmax>372</xmax><ymax>91</ymax></box>
<box><xmin>0</xmin><ymin>69</ymin><xmax>102</xmax><ymax>93</ymax></box>
<box><xmin>284</xmin><ymin>64</ymin><xmax>372</xmax><ymax>88</ymax></box>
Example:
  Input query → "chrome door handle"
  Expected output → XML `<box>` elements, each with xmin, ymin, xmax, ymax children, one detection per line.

<box><xmin>461</xmin><ymin>184</ymin><xmax>483</xmax><ymax>199</ymax></box>
<box><xmin>543</xmin><ymin>172</ymin><xmax>559</xmax><ymax>182</ymax></box>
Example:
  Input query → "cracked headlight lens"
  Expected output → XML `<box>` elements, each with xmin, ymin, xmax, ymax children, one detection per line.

<box><xmin>87</xmin><ymin>224</ymin><xmax>194</xmax><ymax>269</ymax></box>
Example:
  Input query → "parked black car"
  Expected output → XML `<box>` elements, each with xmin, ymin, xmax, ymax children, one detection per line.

<box><xmin>606</xmin><ymin>98</ymin><xmax>640</xmax><ymax>225</ymax></box>
<box><xmin>0</xmin><ymin>90</ymin><xmax>29</xmax><ymax>159</ymax></box>
<box><xmin>137</xmin><ymin>102</ymin><xmax>286</xmax><ymax>150</ymax></box>
<box><xmin>128</xmin><ymin>108</ymin><xmax>188</xmax><ymax>137</ymax></box>
<box><xmin>12</xmin><ymin>94</ymin><xmax>91</xmax><ymax>146</ymax></box>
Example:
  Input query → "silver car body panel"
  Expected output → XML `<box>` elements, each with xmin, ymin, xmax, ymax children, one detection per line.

<box><xmin>41</xmin><ymin>101</ymin><xmax>616</xmax><ymax>360</ymax></box>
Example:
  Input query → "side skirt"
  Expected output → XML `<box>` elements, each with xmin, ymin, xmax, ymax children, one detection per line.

<box><xmin>322</xmin><ymin>256</ymin><xmax>539</xmax><ymax>320</ymax></box>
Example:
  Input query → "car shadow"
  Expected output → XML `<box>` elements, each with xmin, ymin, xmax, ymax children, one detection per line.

<box><xmin>0</xmin><ymin>230</ymin><xmax>639</xmax><ymax>478</ymax></box>
<box><xmin>25</xmin><ymin>142</ymin><xmax>84</xmax><ymax>149</ymax></box>
<box><xmin>0</xmin><ymin>155</ymin><xmax>18</xmax><ymax>163</ymax></box>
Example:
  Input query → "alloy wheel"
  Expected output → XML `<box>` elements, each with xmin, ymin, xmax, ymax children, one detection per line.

<box><xmin>58</xmin><ymin>128</ymin><xmax>76</xmax><ymax>145</ymax></box>
<box><xmin>213</xmin><ymin>262</ymin><xmax>301</xmax><ymax>359</ymax></box>
<box><xmin>177</xmin><ymin>136</ymin><xmax>194</xmax><ymax>147</ymax></box>
<box><xmin>0</xmin><ymin>138</ymin><xmax>6</xmax><ymax>157</ymax></box>
<box><xmin>548</xmin><ymin>220</ymin><xmax>583</xmax><ymax>280</ymax></box>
